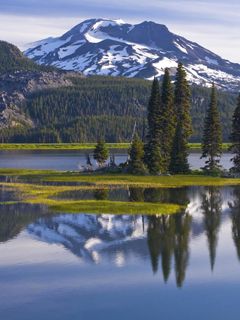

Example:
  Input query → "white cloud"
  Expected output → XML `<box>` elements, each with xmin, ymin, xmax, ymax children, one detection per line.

<box><xmin>0</xmin><ymin>14</ymin><xmax>83</xmax><ymax>49</ymax></box>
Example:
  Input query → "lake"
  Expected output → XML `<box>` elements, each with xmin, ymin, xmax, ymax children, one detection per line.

<box><xmin>1</xmin><ymin>185</ymin><xmax>240</xmax><ymax>319</ymax></box>
<box><xmin>0</xmin><ymin>150</ymin><xmax>233</xmax><ymax>170</ymax></box>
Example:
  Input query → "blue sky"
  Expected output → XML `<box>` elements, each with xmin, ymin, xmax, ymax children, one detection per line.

<box><xmin>0</xmin><ymin>0</ymin><xmax>240</xmax><ymax>62</ymax></box>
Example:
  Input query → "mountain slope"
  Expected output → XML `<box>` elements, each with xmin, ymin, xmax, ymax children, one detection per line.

<box><xmin>0</xmin><ymin>41</ymin><xmax>54</xmax><ymax>74</ymax></box>
<box><xmin>0</xmin><ymin>76</ymin><xmax>237</xmax><ymax>143</ymax></box>
<box><xmin>25</xmin><ymin>18</ymin><xmax>240</xmax><ymax>90</ymax></box>
<box><xmin>0</xmin><ymin>41</ymin><xmax>83</xmax><ymax>131</ymax></box>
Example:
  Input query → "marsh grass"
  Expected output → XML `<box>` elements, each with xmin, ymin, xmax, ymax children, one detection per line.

<box><xmin>1</xmin><ymin>169</ymin><xmax>239</xmax><ymax>215</ymax></box>
<box><xmin>0</xmin><ymin>143</ymin><xmax>231</xmax><ymax>151</ymax></box>
<box><xmin>0</xmin><ymin>182</ymin><xmax>182</xmax><ymax>215</ymax></box>
<box><xmin>1</xmin><ymin>169</ymin><xmax>240</xmax><ymax>187</ymax></box>
<box><xmin>0</xmin><ymin>143</ymin><xmax>130</xmax><ymax>150</ymax></box>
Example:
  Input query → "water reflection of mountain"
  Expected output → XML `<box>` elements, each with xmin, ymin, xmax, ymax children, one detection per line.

<box><xmin>28</xmin><ymin>214</ymin><xmax>148</xmax><ymax>264</ymax></box>
<box><xmin>27</xmin><ymin>188</ymin><xmax>236</xmax><ymax>261</ymax></box>
<box><xmin>1</xmin><ymin>186</ymin><xmax>240</xmax><ymax>287</ymax></box>
<box><xmin>0</xmin><ymin>203</ymin><xmax>49</xmax><ymax>242</ymax></box>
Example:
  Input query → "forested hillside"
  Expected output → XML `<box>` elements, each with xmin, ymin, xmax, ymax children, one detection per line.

<box><xmin>0</xmin><ymin>41</ymin><xmax>53</xmax><ymax>74</ymax></box>
<box><xmin>0</xmin><ymin>76</ymin><xmax>237</xmax><ymax>143</ymax></box>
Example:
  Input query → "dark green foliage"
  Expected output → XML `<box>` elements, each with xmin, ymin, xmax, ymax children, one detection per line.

<box><xmin>160</xmin><ymin>68</ymin><xmax>175</xmax><ymax>172</ymax></box>
<box><xmin>128</xmin><ymin>133</ymin><xmax>146</xmax><ymax>174</ymax></box>
<box><xmin>170</xmin><ymin>63</ymin><xmax>192</xmax><ymax>173</ymax></box>
<box><xmin>230</xmin><ymin>94</ymin><xmax>240</xmax><ymax>172</ymax></box>
<box><xmin>170</xmin><ymin>123</ymin><xmax>190</xmax><ymax>173</ymax></box>
<box><xmin>93</xmin><ymin>139</ymin><xmax>109</xmax><ymax>166</ymax></box>
<box><xmin>174</xmin><ymin>63</ymin><xmax>192</xmax><ymax>138</ymax></box>
<box><xmin>144</xmin><ymin>78</ymin><xmax>162</xmax><ymax>174</ymax></box>
<box><xmin>0</xmin><ymin>75</ymin><xmax>237</xmax><ymax>143</ymax></box>
<box><xmin>144</xmin><ymin>139</ymin><xmax>162</xmax><ymax>174</ymax></box>
<box><xmin>0</xmin><ymin>41</ymin><xmax>52</xmax><ymax>74</ymax></box>
<box><xmin>201</xmin><ymin>85</ymin><xmax>222</xmax><ymax>173</ymax></box>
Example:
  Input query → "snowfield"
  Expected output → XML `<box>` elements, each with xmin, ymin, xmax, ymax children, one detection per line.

<box><xmin>25</xmin><ymin>18</ymin><xmax>240</xmax><ymax>90</ymax></box>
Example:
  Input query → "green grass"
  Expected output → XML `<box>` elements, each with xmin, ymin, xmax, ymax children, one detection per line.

<box><xmin>0</xmin><ymin>182</ymin><xmax>182</xmax><ymax>215</ymax></box>
<box><xmin>1</xmin><ymin>168</ymin><xmax>239</xmax><ymax>215</ymax></box>
<box><xmin>1</xmin><ymin>169</ymin><xmax>240</xmax><ymax>187</ymax></box>
<box><xmin>0</xmin><ymin>143</ymin><xmax>130</xmax><ymax>150</ymax></box>
<box><xmin>42</xmin><ymin>174</ymin><xmax>240</xmax><ymax>187</ymax></box>
<box><xmin>48</xmin><ymin>200</ymin><xmax>182</xmax><ymax>215</ymax></box>
<box><xmin>189</xmin><ymin>143</ymin><xmax>230</xmax><ymax>150</ymax></box>
<box><xmin>0</xmin><ymin>143</ymin><xmax>231</xmax><ymax>151</ymax></box>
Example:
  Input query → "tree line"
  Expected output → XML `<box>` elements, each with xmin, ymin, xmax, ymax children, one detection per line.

<box><xmin>128</xmin><ymin>63</ymin><xmax>240</xmax><ymax>175</ymax></box>
<box><xmin>0</xmin><ymin>75</ymin><xmax>237</xmax><ymax>143</ymax></box>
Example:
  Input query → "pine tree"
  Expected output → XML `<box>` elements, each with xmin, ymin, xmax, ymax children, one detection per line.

<box><xmin>160</xmin><ymin>68</ymin><xmax>175</xmax><ymax>172</ymax></box>
<box><xmin>170</xmin><ymin>122</ymin><xmax>189</xmax><ymax>173</ymax></box>
<box><xmin>144</xmin><ymin>78</ymin><xmax>162</xmax><ymax>174</ymax></box>
<box><xmin>230</xmin><ymin>94</ymin><xmax>240</xmax><ymax>172</ymax></box>
<box><xmin>169</xmin><ymin>62</ymin><xmax>192</xmax><ymax>174</ymax></box>
<box><xmin>201</xmin><ymin>84</ymin><xmax>222</xmax><ymax>174</ymax></box>
<box><xmin>93</xmin><ymin>139</ymin><xmax>109</xmax><ymax>167</ymax></box>
<box><xmin>128</xmin><ymin>133</ymin><xmax>146</xmax><ymax>174</ymax></box>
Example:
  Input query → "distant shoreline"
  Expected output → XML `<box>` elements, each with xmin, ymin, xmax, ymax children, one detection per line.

<box><xmin>0</xmin><ymin>143</ymin><xmax>230</xmax><ymax>151</ymax></box>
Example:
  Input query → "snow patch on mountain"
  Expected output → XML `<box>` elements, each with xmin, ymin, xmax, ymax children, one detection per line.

<box><xmin>25</xmin><ymin>18</ymin><xmax>240</xmax><ymax>90</ymax></box>
<box><xmin>173</xmin><ymin>41</ymin><xmax>188</xmax><ymax>54</ymax></box>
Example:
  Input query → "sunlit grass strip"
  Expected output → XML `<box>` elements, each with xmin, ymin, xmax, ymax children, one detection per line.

<box><xmin>28</xmin><ymin>199</ymin><xmax>183</xmax><ymax>215</ymax></box>
<box><xmin>0</xmin><ymin>182</ymin><xmax>182</xmax><ymax>215</ymax></box>
<box><xmin>42</xmin><ymin>174</ymin><xmax>240</xmax><ymax>187</ymax></box>
<box><xmin>0</xmin><ymin>143</ymin><xmax>130</xmax><ymax>150</ymax></box>
<box><xmin>0</xmin><ymin>143</ymin><xmax>231</xmax><ymax>150</ymax></box>
<box><xmin>0</xmin><ymin>182</ymin><xmax>117</xmax><ymax>200</ymax></box>
<box><xmin>1</xmin><ymin>169</ymin><xmax>240</xmax><ymax>187</ymax></box>
<box><xmin>189</xmin><ymin>143</ymin><xmax>230</xmax><ymax>150</ymax></box>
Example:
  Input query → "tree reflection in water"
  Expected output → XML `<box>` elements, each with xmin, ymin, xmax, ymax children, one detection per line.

<box><xmin>146</xmin><ymin>187</ymin><xmax>191</xmax><ymax>287</ymax></box>
<box><xmin>2</xmin><ymin>185</ymin><xmax>240</xmax><ymax>288</ymax></box>
<box><xmin>201</xmin><ymin>187</ymin><xmax>222</xmax><ymax>271</ymax></box>
<box><xmin>229</xmin><ymin>187</ymin><xmax>240</xmax><ymax>261</ymax></box>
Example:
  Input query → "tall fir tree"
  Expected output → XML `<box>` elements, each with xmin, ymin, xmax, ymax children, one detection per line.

<box><xmin>201</xmin><ymin>84</ymin><xmax>222</xmax><ymax>174</ymax></box>
<box><xmin>93</xmin><ymin>138</ymin><xmax>109</xmax><ymax>167</ymax></box>
<box><xmin>144</xmin><ymin>78</ymin><xmax>162</xmax><ymax>174</ymax></box>
<box><xmin>128</xmin><ymin>133</ymin><xmax>146</xmax><ymax>174</ymax></box>
<box><xmin>160</xmin><ymin>68</ymin><xmax>175</xmax><ymax>172</ymax></box>
<box><xmin>230</xmin><ymin>94</ymin><xmax>240</xmax><ymax>172</ymax></box>
<box><xmin>169</xmin><ymin>62</ymin><xmax>192</xmax><ymax>174</ymax></box>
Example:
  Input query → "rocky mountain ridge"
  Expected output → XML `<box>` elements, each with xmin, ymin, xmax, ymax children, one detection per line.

<box><xmin>25</xmin><ymin>18</ymin><xmax>240</xmax><ymax>90</ymax></box>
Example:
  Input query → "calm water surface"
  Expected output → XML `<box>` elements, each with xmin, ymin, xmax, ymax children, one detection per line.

<box><xmin>0</xmin><ymin>150</ymin><xmax>233</xmax><ymax>170</ymax></box>
<box><xmin>1</xmin><ymin>186</ymin><xmax>240</xmax><ymax>319</ymax></box>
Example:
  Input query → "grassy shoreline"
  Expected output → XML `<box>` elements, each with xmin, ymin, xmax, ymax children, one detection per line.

<box><xmin>0</xmin><ymin>143</ymin><xmax>230</xmax><ymax>151</ymax></box>
<box><xmin>0</xmin><ymin>181</ymin><xmax>183</xmax><ymax>215</ymax></box>
<box><xmin>1</xmin><ymin>169</ymin><xmax>240</xmax><ymax>187</ymax></box>
<box><xmin>1</xmin><ymin>169</ymin><xmax>239</xmax><ymax>215</ymax></box>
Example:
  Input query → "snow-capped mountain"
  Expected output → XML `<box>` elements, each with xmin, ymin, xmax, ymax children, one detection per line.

<box><xmin>25</xmin><ymin>18</ymin><xmax>240</xmax><ymax>90</ymax></box>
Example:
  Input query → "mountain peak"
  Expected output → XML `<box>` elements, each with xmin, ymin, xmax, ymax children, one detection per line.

<box><xmin>139</xmin><ymin>20</ymin><xmax>169</xmax><ymax>29</ymax></box>
<box><xmin>24</xmin><ymin>18</ymin><xmax>240</xmax><ymax>90</ymax></box>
